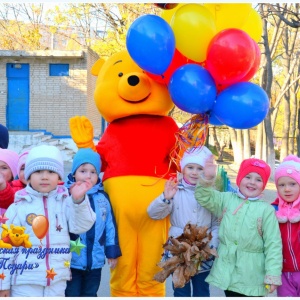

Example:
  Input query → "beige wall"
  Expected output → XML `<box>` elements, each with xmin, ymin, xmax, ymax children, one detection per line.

<box><xmin>0</xmin><ymin>48</ymin><xmax>100</xmax><ymax>137</ymax></box>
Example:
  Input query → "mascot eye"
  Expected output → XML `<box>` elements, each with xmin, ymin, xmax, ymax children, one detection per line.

<box><xmin>118</xmin><ymin>72</ymin><xmax>123</xmax><ymax>77</ymax></box>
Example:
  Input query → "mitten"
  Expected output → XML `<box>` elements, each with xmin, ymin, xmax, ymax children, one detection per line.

<box><xmin>69</xmin><ymin>116</ymin><xmax>96</xmax><ymax>151</ymax></box>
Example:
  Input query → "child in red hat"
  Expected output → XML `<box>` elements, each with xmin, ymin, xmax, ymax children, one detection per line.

<box><xmin>195</xmin><ymin>156</ymin><xmax>282</xmax><ymax>297</ymax></box>
<box><xmin>272</xmin><ymin>154</ymin><xmax>300</xmax><ymax>297</ymax></box>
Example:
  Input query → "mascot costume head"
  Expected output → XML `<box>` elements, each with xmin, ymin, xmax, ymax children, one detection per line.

<box><xmin>70</xmin><ymin>50</ymin><xmax>178</xmax><ymax>296</ymax></box>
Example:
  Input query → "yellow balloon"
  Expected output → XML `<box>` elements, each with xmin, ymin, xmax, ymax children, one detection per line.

<box><xmin>242</xmin><ymin>8</ymin><xmax>263</xmax><ymax>42</ymax></box>
<box><xmin>160</xmin><ymin>3</ymin><xmax>187</xmax><ymax>24</ymax></box>
<box><xmin>204</xmin><ymin>3</ymin><xmax>252</xmax><ymax>33</ymax></box>
<box><xmin>171</xmin><ymin>4</ymin><xmax>216</xmax><ymax>62</ymax></box>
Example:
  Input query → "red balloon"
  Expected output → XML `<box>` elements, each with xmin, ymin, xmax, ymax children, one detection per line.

<box><xmin>154</xmin><ymin>3</ymin><xmax>178</xmax><ymax>10</ymax></box>
<box><xmin>239</xmin><ymin>40</ymin><xmax>261</xmax><ymax>82</ymax></box>
<box><xmin>206</xmin><ymin>29</ymin><xmax>256</xmax><ymax>85</ymax></box>
<box><xmin>146</xmin><ymin>49</ymin><xmax>204</xmax><ymax>85</ymax></box>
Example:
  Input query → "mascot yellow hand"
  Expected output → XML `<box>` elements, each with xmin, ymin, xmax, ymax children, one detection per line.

<box><xmin>69</xmin><ymin>116</ymin><xmax>96</xmax><ymax>151</ymax></box>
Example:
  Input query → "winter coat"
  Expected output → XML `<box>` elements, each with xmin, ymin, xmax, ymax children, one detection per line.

<box><xmin>0</xmin><ymin>179</ymin><xmax>25</xmax><ymax>210</ymax></box>
<box><xmin>147</xmin><ymin>179</ymin><xmax>219</xmax><ymax>272</ymax></box>
<box><xmin>0</xmin><ymin>184</ymin><xmax>96</xmax><ymax>290</ymax></box>
<box><xmin>195</xmin><ymin>178</ymin><xmax>282</xmax><ymax>296</ymax></box>
<box><xmin>65</xmin><ymin>174</ymin><xmax>121</xmax><ymax>271</ymax></box>
<box><xmin>272</xmin><ymin>198</ymin><xmax>300</xmax><ymax>272</ymax></box>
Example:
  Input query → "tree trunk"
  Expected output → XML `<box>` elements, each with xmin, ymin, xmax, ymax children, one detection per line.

<box><xmin>243</xmin><ymin>129</ymin><xmax>251</xmax><ymax>158</ymax></box>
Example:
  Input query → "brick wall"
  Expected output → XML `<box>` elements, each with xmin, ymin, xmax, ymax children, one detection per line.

<box><xmin>86</xmin><ymin>48</ymin><xmax>101</xmax><ymax>137</ymax></box>
<box><xmin>0</xmin><ymin>49</ymin><xmax>100</xmax><ymax>137</ymax></box>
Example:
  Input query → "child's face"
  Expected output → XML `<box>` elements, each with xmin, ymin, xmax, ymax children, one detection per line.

<box><xmin>277</xmin><ymin>176</ymin><xmax>300</xmax><ymax>203</ymax></box>
<box><xmin>28</xmin><ymin>170</ymin><xmax>60</xmax><ymax>193</ymax></box>
<box><xmin>74</xmin><ymin>163</ymin><xmax>98</xmax><ymax>187</ymax></box>
<box><xmin>0</xmin><ymin>160</ymin><xmax>14</xmax><ymax>182</ymax></box>
<box><xmin>239</xmin><ymin>172</ymin><xmax>264</xmax><ymax>198</ymax></box>
<box><xmin>182</xmin><ymin>163</ymin><xmax>203</xmax><ymax>185</ymax></box>
<box><xmin>19</xmin><ymin>164</ymin><xmax>27</xmax><ymax>185</ymax></box>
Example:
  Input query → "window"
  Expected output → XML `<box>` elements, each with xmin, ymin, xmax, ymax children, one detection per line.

<box><xmin>49</xmin><ymin>64</ymin><xmax>69</xmax><ymax>76</ymax></box>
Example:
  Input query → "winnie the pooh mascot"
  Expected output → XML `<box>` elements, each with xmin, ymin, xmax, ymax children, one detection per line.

<box><xmin>70</xmin><ymin>50</ymin><xmax>178</xmax><ymax>296</ymax></box>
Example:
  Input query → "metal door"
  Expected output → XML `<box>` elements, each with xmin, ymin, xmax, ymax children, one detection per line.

<box><xmin>6</xmin><ymin>63</ymin><xmax>30</xmax><ymax>130</ymax></box>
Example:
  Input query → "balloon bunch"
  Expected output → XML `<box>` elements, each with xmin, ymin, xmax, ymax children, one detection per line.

<box><xmin>126</xmin><ymin>3</ymin><xmax>269</xmax><ymax>131</ymax></box>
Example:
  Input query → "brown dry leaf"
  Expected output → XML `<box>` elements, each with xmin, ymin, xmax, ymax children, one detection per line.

<box><xmin>173</xmin><ymin>265</ymin><xmax>186</xmax><ymax>288</ymax></box>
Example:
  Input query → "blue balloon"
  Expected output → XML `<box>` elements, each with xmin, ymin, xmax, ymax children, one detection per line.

<box><xmin>168</xmin><ymin>64</ymin><xmax>217</xmax><ymax>114</ymax></box>
<box><xmin>209</xmin><ymin>113</ymin><xmax>223</xmax><ymax>126</ymax></box>
<box><xmin>126</xmin><ymin>14</ymin><xmax>175</xmax><ymax>75</ymax></box>
<box><xmin>212</xmin><ymin>82</ymin><xmax>269</xmax><ymax>129</ymax></box>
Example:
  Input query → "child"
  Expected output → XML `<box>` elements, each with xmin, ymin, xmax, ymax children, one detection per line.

<box><xmin>272</xmin><ymin>155</ymin><xmax>300</xmax><ymax>297</ymax></box>
<box><xmin>0</xmin><ymin>144</ymin><xmax>96</xmax><ymax>297</ymax></box>
<box><xmin>0</xmin><ymin>149</ymin><xmax>18</xmax><ymax>211</ymax></box>
<box><xmin>65</xmin><ymin>148</ymin><xmax>121</xmax><ymax>297</ymax></box>
<box><xmin>147</xmin><ymin>146</ymin><xmax>219</xmax><ymax>297</ymax></box>
<box><xmin>195</xmin><ymin>156</ymin><xmax>282</xmax><ymax>297</ymax></box>
<box><xmin>12</xmin><ymin>148</ymin><xmax>31</xmax><ymax>191</ymax></box>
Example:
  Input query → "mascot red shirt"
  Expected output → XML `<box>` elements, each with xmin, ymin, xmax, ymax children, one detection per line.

<box><xmin>70</xmin><ymin>50</ymin><xmax>178</xmax><ymax>297</ymax></box>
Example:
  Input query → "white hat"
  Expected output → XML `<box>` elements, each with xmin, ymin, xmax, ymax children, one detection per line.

<box><xmin>180</xmin><ymin>146</ymin><xmax>212</xmax><ymax>171</ymax></box>
<box><xmin>24</xmin><ymin>145</ymin><xmax>64</xmax><ymax>180</ymax></box>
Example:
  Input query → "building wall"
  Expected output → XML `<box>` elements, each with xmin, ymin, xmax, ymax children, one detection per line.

<box><xmin>0</xmin><ymin>48</ymin><xmax>100</xmax><ymax>137</ymax></box>
<box><xmin>86</xmin><ymin>48</ymin><xmax>101</xmax><ymax>137</ymax></box>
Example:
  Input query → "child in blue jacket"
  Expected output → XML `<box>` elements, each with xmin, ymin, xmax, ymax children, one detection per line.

<box><xmin>65</xmin><ymin>148</ymin><xmax>122</xmax><ymax>297</ymax></box>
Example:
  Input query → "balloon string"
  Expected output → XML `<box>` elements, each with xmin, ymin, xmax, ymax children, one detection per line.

<box><xmin>170</xmin><ymin>113</ymin><xmax>209</xmax><ymax>171</ymax></box>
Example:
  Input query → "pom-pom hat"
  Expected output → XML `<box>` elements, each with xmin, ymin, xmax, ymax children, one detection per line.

<box><xmin>17</xmin><ymin>148</ymin><xmax>31</xmax><ymax>178</ymax></box>
<box><xmin>72</xmin><ymin>148</ymin><xmax>101</xmax><ymax>175</ymax></box>
<box><xmin>24</xmin><ymin>145</ymin><xmax>64</xmax><ymax>181</ymax></box>
<box><xmin>180</xmin><ymin>146</ymin><xmax>212</xmax><ymax>171</ymax></box>
<box><xmin>0</xmin><ymin>149</ymin><xmax>18</xmax><ymax>179</ymax></box>
<box><xmin>236</xmin><ymin>158</ymin><xmax>271</xmax><ymax>190</ymax></box>
<box><xmin>275</xmin><ymin>155</ymin><xmax>300</xmax><ymax>185</ymax></box>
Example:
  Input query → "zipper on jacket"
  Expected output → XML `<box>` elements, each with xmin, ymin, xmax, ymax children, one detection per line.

<box><xmin>287</xmin><ymin>222</ymin><xmax>299</xmax><ymax>271</ymax></box>
<box><xmin>43</xmin><ymin>196</ymin><xmax>51</xmax><ymax>286</ymax></box>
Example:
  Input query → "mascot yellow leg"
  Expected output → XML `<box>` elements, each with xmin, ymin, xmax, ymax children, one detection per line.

<box><xmin>104</xmin><ymin>176</ymin><xmax>169</xmax><ymax>297</ymax></box>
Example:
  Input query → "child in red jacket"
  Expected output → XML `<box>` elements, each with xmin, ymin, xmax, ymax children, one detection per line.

<box><xmin>10</xmin><ymin>148</ymin><xmax>30</xmax><ymax>192</ymax></box>
<box><xmin>272</xmin><ymin>154</ymin><xmax>300</xmax><ymax>297</ymax></box>
<box><xmin>0</xmin><ymin>149</ymin><xmax>18</xmax><ymax>212</ymax></box>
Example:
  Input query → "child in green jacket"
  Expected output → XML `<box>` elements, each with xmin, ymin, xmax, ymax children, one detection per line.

<box><xmin>195</xmin><ymin>156</ymin><xmax>282</xmax><ymax>297</ymax></box>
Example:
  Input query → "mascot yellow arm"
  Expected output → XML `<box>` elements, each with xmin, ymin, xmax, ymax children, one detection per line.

<box><xmin>69</xmin><ymin>116</ymin><xmax>96</xmax><ymax>151</ymax></box>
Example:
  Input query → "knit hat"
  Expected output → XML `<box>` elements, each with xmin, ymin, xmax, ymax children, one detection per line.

<box><xmin>180</xmin><ymin>146</ymin><xmax>212</xmax><ymax>171</ymax></box>
<box><xmin>17</xmin><ymin>148</ymin><xmax>31</xmax><ymax>178</ymax></box>
<box><xmin>236</xmin><ymin>158</ymin><xmax>271</xmax><ymax>189</ymax></box>
<box><xmin>274</xmin><ymin>155</ymin><xmax>300</xmax><ymax>223</ymax></box>
<box><xmin>275</xmin><ymin>155</ymin><xmax>300</xmax><ymax>185</ymax></box>
<box><xmin>0</xmin><ymin>149</ymin><xmax>19</xmax><ymax>179</ymax></box>
<box><xmin>0</xmin><ymin>124</ymin><xmax>9</xmax><ymax>149</ymax></box>
<box><xmin>72</xmin><ymin>148</ymin><xmax>101</xmax><ymax>175</ymax></box>
<box><xmin>24</xmin><ymin>145</ymin><xmax>64</xmax><ymax>181</ymax></box>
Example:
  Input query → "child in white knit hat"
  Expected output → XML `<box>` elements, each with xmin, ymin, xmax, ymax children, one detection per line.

<box><xmin>147</xmin><ymin>146</ymin><xmax>219</xmax><ymax>297</ymax></box>
<box><xmin>0</xmin><ymin>144</ymin><xmax>96</xmax><ymax>297</ymax></box>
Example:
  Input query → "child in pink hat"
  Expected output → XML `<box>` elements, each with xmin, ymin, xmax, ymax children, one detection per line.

<box><xmin>0</xmin><ymin>149</ymin><xmax>18</xmax><ymax>212</ymax></box>
<box><xmin>0</xmin><ymin>148</ymin><xmax>31</xmax><ymax>213</ymax></box>
<box><xmin>272</xmin><ymin>154</ymin><xmax>300</xmax><ymax>297</ymax></box>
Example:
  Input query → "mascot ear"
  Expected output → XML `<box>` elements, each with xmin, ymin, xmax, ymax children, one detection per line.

<box><xmin>91</xmin><ymin>58</ymin><xmax>105</xmax><ymax>76</ymax></box>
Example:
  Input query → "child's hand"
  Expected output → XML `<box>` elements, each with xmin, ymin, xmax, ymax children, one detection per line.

<box><xmin>0</xmin><ymin>173</ymin><xmax>6</xmax><ymax>191</ymax></box>
<box><xmin>70</xmin><ymin>180</ymin><xmax>93</xmax><ymax>203</ymax></box>
<box><xmin>268</xmin><ymin>284</ymin><xmax>279</xmax><ymax>294</ymax></box>
<box><xmin>107</xmin><ymin>258</ymin><xmax>118</xmax><ymax>269</ymax></box>
<box><xmin>204</xmin><ymin>155</ymin><xmax>217</xmax><ymax>180</ymax></box>
<box><xmin>164</xmin><ymin>178</ymin><xmax>178</xmax><ymax>200</ymax></box>
<box><xmin>0</xmin><ymin>290</ymin><xmax>10</xmax><ymax>297</ymax></box>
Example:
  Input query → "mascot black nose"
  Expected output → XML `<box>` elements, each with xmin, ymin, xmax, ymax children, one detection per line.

<box><xmin>128</xmin><ymin>75</ymin><xmax>140</xmax><ymax>86</ymax></box>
